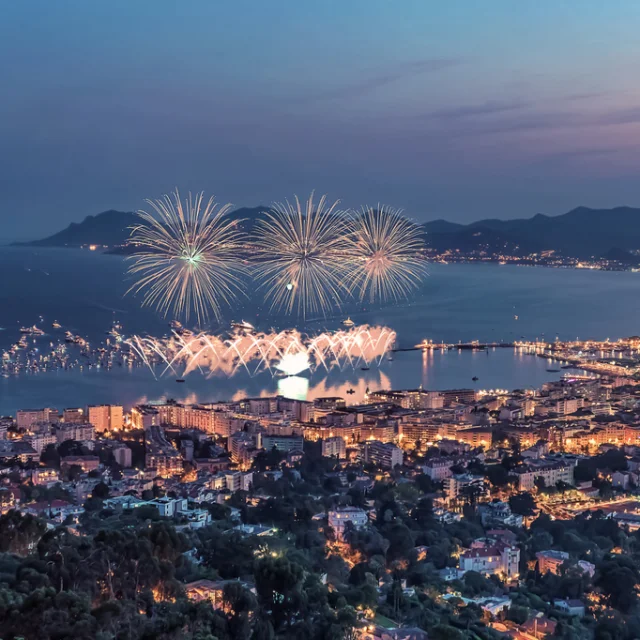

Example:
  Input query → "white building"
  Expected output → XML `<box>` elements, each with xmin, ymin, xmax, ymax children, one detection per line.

<box><xmin>511</xmin><ymin>461</ymin><xmax>574</xmax><ymax>491</ymax></box>
<box><xmin>322</xmin><ymin>436</ymin><xmax>346</xmax><ymax>459</ymax></box>
<box><xmin>55</xmin><ymin>423</ymin><xmax>95</xmax><ymax>444</ymax></box>
<box><xmin>459</xmin><ymin>541</ymin><xmax>520</xmax><ymax>580</ymax></box>
<box><xmin>147</xmin><ymin>497</ymin><xmax>188</xmax><ymax>518</ymax></box>
<box><xmin>443</xmin><ymin>473</ymin><xmax>488</xmax><ymax>503</ymax></box>
<box><xmin>26</xmin><ymin>432</ymin><xmax>57</xmax><ymax>454</ymax></box>
<box><xmin>113</xmin><ymin>444</ymin><xmax>132</xmax><ymax>468</ymax></box>
<box><xmin>327</xmin><ymin>507</ymin><xmax>368</xmax><ymax>539</ymax></box>
<box><xmin>422</xmin><ymin>458</ymin><xmax>454</xmax><ymax>481</ymax></box>
<box><xmin>224</xmin><ymin>471</ymin><xmax>253</xmax><ymax>492</ymax></box>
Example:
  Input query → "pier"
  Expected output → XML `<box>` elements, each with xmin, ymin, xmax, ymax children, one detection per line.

<box><xmin>395</xmin><ymin>341</ymin><xmax>515</xmax><ymax>353</ymax></box>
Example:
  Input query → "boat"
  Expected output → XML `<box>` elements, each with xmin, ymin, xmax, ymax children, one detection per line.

<box><xmin>514</xmin><ymin>315</ymin><xmax>519</xmax><ymax>320</ymax></box>
<box><xmin>342</xmin><ymin>317</ymin><xmax>355</xmax><ymax>327</ymax></box>
<box><xmin>231</xmin><ymin>320</ymin><xmax>255</xmax><ymax>332</ymax></box>
<box><xmin>472</xmin><ymin>376</ymin><xmax>479</xmax><ymax>381</ymax></box>
<box><xmin>360</xmin><ymin>366</ymin><xmax>370</xmax><ymax>371</ymax></box>
<box><xmin>19</xmin><ymin>325</ymin><xmax>44</xmax><ymax>335</ymax></box>
<box><xmin>176</xmin><ymin>378</ymin><xmax>186</xmax><ymax>383</ymax></box>
<box><xmin>52</xmin><ymin>321</ymin><xmax>62</xmax><ymax>329</ymax></box>
<box><xmin>546</xmin><ymin>368</ymin><xmax>560</xmax><ymax>373</ymax></box>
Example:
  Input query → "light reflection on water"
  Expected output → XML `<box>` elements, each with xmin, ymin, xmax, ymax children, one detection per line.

<box><xmin>0</xmin><ymin>347</ymin><xmax>562</xmax><ymax>414</ymax></box>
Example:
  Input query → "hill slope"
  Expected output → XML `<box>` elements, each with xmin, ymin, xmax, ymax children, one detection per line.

<box><xmin>424</xmin><ymin>206</ymin><xmax>640</xmax><ymax>257</ymax></box>
<box><xmin>16</xmin><ymin>205</ymin><xmax>640</xmax><ymax>259</ymax></box>
<box><xmin>15</xmin><ymin>206</ymin><xmax>275</xmax><ymax>248</ymax></box>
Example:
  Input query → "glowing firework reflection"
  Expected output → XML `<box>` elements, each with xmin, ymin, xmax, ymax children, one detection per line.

<box><xmin>277</xmin><ymin>375</ymin><xmax>310</xmax><ymax>401</ymax></box>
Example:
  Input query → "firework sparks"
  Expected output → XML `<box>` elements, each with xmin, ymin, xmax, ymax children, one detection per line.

<box><xmin>252</xmin><ymin>192</ymin><xmax>351</xmax><ymax>318</ymax></box>
<box><xmin>127</xmin><ymin>190</ymin><xmax>247</xmax><ymax>326</ymax></box>
<box><xmin>125</xmin><ymin>325</ymin><xmax>396</xmax><ymax>379</ymax></box>
<box><xmin>345</xmin><ymin>205</ymin><xmax>427</xmax><ymax>303</ymax></box>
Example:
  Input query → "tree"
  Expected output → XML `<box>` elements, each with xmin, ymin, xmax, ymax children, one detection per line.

<box><xmin>0</xmin><ymin>510</ymin><xmax>46</xmax><ymax>555</ymax></box>
<box><xmin>92</xmin><ymin>481</ymin><xmax>110</xmax><ymax>499</ymax></box>
<box><xmin>224</xmin><ymin>581</ymin><xmax>257</xmax><ymax>639</ymax></box>
<box><xmin>595</xmin><ymin>555</ymin><xmax>640</xmax><ymax>613</ymax></box>
<box><xmin>509</xmin><ymin>491</ymin><xmax>536</xmax><ymax>516</ymax></box>
<box><xmin>254</xmin><ymin>556</ymin><xmax>307</xmax><ymax>632</ymax></box>
<box><xmin>486</xmin><ymin>464</ymin><xmax>511</xmax><ymax>487</ymax></box>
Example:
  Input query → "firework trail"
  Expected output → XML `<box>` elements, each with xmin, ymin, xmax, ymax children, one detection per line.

<box><xmin>126</xmin><ymin>190</ymin><xmax>247</xmax><ymax>326</ymax></box>
<box><xmin>344</xmin><ymin>205</ymin><xmax>427</xmax><ymax>303</ymax></box>
<box><xmin>125</xmin><ymin>325</ymin><xmax>396</xmax><ymax>379</ymax></box>
<box><xmin>252</xmin><ymin>192</ymin><xmax>351</xmax><ymax>319</ymax></box>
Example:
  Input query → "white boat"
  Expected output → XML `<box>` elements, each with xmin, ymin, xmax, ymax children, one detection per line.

<box><xmin>231</xmin><ymin>320</ymin><xmax>255</xmax><ymax>332</ymax></box>
<box><xmin>342</xmin><ymin>317</ymin><xmax>355</xmax><ymax>327</ymax></box>
<box><xmin>19</xmin><ymin>325</ymin><xmax>44</xmax><ymax>336</ymax></box>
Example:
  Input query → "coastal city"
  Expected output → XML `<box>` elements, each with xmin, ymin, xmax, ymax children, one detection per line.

<box><xmin>6</xmin><ymin>4</ymin><xmax>640</xmax><ymax>640</ymax></box>
<box><xmin>2</xmin><ymin>345</ymin><xmax>640</xmax><ymax>638</ymax></box>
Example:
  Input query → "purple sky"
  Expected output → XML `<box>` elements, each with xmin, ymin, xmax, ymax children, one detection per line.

<box><xmin>2</xmin><ymin>1</ymin><xmax>640</xmax><ymax>238</ymax></box>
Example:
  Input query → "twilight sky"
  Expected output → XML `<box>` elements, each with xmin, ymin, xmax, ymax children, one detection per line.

<box><xmin>3</xmin><ymin>1</ymin><xmax>640</xmax><ymax>238</ymax></box>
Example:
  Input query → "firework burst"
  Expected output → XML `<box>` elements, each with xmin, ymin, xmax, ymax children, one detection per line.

<box><xmin>252</xmin><ymin>192</ymin><xmax>350</xmax><ymax>318</ymax></box>
<box><xmin>127</xmin><ymin>189</ymin><xmax>247</xmax><ymax>326</ymax></box>
<box><xmin>344</xmin><ymin>205</ymin><xmax>427</xmax><ymax>303</ymax></box>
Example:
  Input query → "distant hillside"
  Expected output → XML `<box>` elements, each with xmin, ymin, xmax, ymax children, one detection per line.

<box><xmin>15</xmin><ymin>210</ymin><xmax>137</xmax><ymax>247</ymax></box>
<box><xmin>15</xmin><ymin>204</ymin><xmax>640</xmax><ymax>259</ymax></box>
<box><xmin>424</xmin><ymin>206</ymin><xmax>640</xmax><ymax>258</ymax></box>
<box><xmin>14</xmin><ymin>206</ymin><xmax>274</xmax><ymax>249</ymax></box>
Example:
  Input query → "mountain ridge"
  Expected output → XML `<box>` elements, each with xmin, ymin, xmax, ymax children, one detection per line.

<box><xmin>13</xmin><ymin>205</ymin><xmax>640</xmax><ymax>259</ymax></box>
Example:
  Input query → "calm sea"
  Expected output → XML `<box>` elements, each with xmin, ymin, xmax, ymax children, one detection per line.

<box><xmin>1</xmin><ymin>246</ymin><xmax>639</xmax><ymax>413</ymax></box>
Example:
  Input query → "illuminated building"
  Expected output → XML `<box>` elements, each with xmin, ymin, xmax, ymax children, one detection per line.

<box><xmin>60</xmin><ymin>455</ymin><xmax>100</xmax><ymax>473</ymax></box>
<box><xmin>88</xmin><ymin>404</ymin><xmax>124</xmax><ymax>432</ymax></box>
<box><xmin>510</xmin><ymin>461</ymin><xmax>574</xmax><ymax>491</ymax></box>
<box><xmin>257</xmin><ymin>433</ymin><xmax>303</xmax><ymax>453</ymax></box>
<box><xmin>228</xmin><ymin>432</ymin><xmax>257</xmax><ymax>467</ymax></box>
<box><xmin>422</xmin><ymin>458</ymin><xmax>454</xmax><ymax>481</ymax></box>
<box><xmin>456</xmin><ymin>426</ymin><xmax>491</xmax><ymax>447</ymax></box>
<box><xmin>443</xmin><ymin>474</ymin><xmax>487</xmax><ymax>503</ymax></box>
<box><xmin>401</xmin><ymin>422</ymin><xmax>439</xmax><ymax>447</ymax></box>
<box><xmin>362</xmin><ymin>440</ymin><xmax>403</xmax><ymax>469</ymax></box>
<box><xmin>62</xmin><ymin>407</ymin><xmax>85</xmax><ymax>423</ymax></box>
<box><xmin>131</xmin><ymin>405</ymin><xmax>160</xmax><ymax>430</ymax></box>
<box><xmin>25</xmin><ymin>432</ymin><xmax>57</xmax><ymax>454</ymax></box>
<box><xmin>360</xmin><ymin>423</ymin><xmax>395</xmax><ymax>443</ymax></box>
<box><xmin>16</xmin><ymin>408</ymin><xmax>58</xmax><ymax>430</ymax></box>
<box><xmin>321</xmin><ymin>436</ymin><xmax>346</xmax><ymax>459</ymax></box>
<box><xmin>55</xmin><ymin>423</ymin><xmax>95</xmax><ymax>444</ymax></box>
<box><xmin>440</xmin><ymin>389</ymin><xmax>477</xmax><ymax>406</ymax></box>
<box><xmin>30</xmin><ymin>467</ymin><xmax>60</xmax><ymax>486</ymax></box>
<box><xmin>459</xmin><ymin>542</ymin><xmax>520</xmax><ymax>580</ymax></box>
<box><xmin>184</xmin><ymin>579</ymin><xmax>256</xmax><ymax>608</ymax></box>
<box><xmin>536</xmin><ymin>550</ymin><xmax>569</xmax><ymax>575</ymax></box>
<box><xmin>224</xmin><ymin>470</ymin><xmax>253</xmax><ymax>492</ymax></box>
<box><xmin>314</xmin><ymin>397</ymin><xmax>346</xmax><ymax>412</ymax></box>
